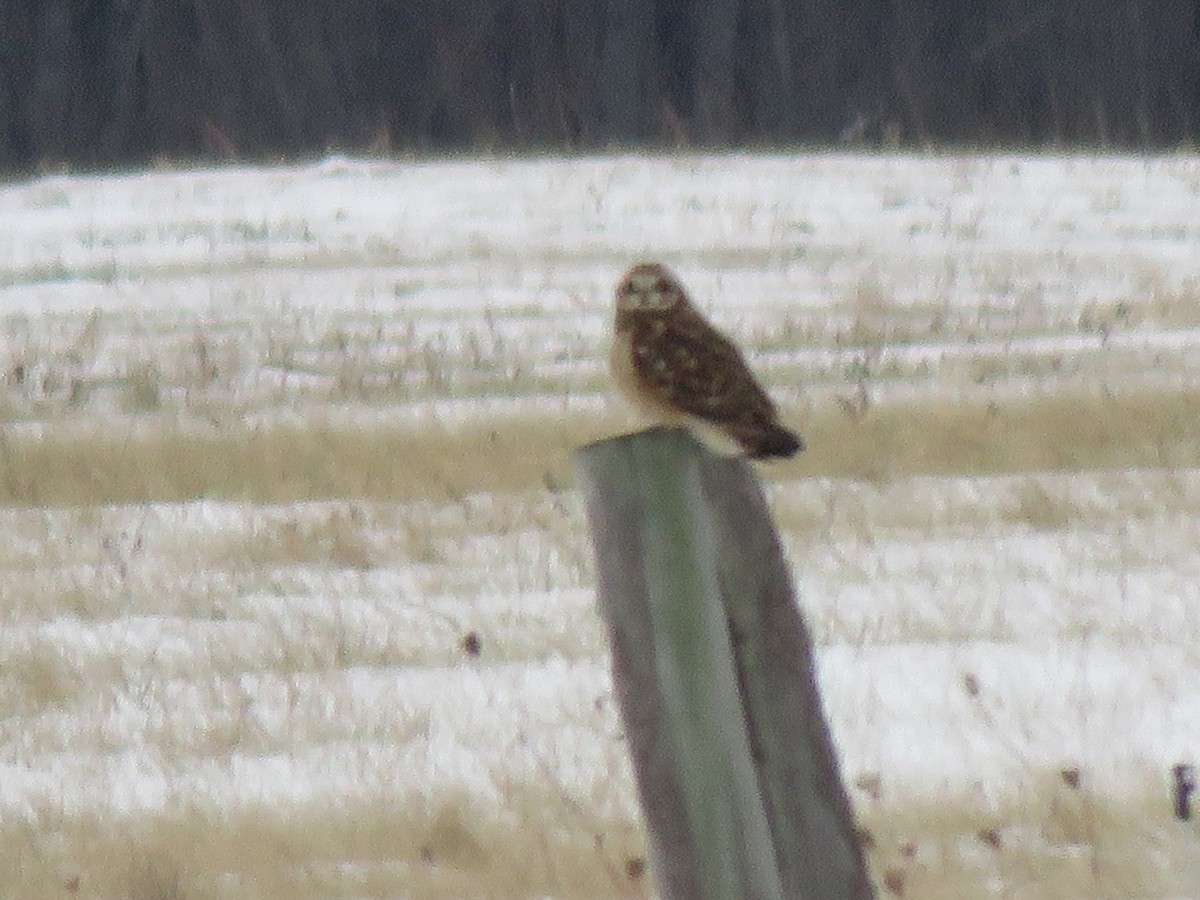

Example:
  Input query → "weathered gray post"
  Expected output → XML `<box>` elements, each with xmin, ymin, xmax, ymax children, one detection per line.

<box><xmin>575</xmin><ymin>427</ymin><xmax>874</xmax><ymax>900</ymax></box>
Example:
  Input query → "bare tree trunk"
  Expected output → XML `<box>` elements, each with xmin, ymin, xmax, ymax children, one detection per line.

<box><xmin>692</xmin><ymin>0</ymin><xmax>740</xmax><ymax>143</ymax></box>
<box><xmin>558</xmin><ymin>0</ymin><xmax>606</xmax><ymax>146</ymax></box>
<box><xmin>761</xmin><ymin>0</ymin><xmax>800</xmax><ymax>138</ymax></box>
<box><xmin>0</xmin><ymin>27</ymin><xmax>21</xmax><ymax>168</ymax></box>
<box><xmin>96</xmin><ymin>0</ymin><xmax>154</xmax><ymax>159</ymax></box>
<box><xmin>31</xmin><ymin>0</ymin><xmax>73</xmax><ymax>165</ymax></box>
<box><xmin>599</xmin><ymin>0</ymin><xmax>655</xmax><ymax>143</ymax></box>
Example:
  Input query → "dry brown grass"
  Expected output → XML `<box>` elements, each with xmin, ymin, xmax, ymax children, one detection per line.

<box><xmin>856</xmin><ymin>778</ymin><xmax>1187</xmax><ymax>900</ymax></box>
<box><xmin>0</xmin><ymin>788</ymin><xmax>649</xmax><ymax>900</ymax></box>
<box><xmin>1</xmin><ymin>385</ymin><xmax>1195</xmax><ymax>508</ymax></box>
<box><xmin>803</xmin><ymin>385</ymin><xmax>1199</xmax><ymax>482</ymax></box>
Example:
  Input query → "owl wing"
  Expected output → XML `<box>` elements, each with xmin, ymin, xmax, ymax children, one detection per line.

<box><xmin>629</xmin><ymin>310</ymin><xmax>778</xmax><ymax>428</ymax></box>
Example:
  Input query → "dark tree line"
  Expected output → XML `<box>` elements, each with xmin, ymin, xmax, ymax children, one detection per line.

<box><xmin>3</xmin><ymin>0</ymin><xmax>1200</xmax><ymax>173</ymax></box>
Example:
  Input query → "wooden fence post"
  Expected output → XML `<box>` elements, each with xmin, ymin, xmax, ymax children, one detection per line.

<box><xmin>574</xmin><ymin>427</ymin><xmax>874</xmax><ymax>900</ymax></box>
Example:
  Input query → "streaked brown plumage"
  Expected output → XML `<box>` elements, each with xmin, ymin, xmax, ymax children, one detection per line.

<box><xmin>610</xmin><ymin>261</ymin><xmax>803</xmax><ymax>459</ymax></box>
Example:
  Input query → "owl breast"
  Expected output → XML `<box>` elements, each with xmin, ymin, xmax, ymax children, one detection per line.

<box><xmin>610</xmin><ymin>326</ymin><xmax>750</xmax><ymax>456</ymax></box>
<box><xmin>610</xmin><ymin>330</ymin><xmax>688</xmax><ymax>426</ymax></box>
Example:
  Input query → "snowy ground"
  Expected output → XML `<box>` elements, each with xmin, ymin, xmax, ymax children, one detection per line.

<box><xmin>1</xmin><ymin>152</ymin><xmax>1199</xmax><ymax>898</ymax></box>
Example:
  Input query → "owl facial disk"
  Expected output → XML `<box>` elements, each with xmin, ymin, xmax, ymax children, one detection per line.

<box><xmin>618</xmin><ymin>265</ymin><xmax>680</xmax><ymax>311</ymax></box>
<box><xmin>622</xmin><ymin>286</ymin><xmax>670</xmax><ymax>310</ymax></box>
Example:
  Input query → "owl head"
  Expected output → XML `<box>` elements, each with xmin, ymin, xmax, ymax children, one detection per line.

<box><xmin>616</xmin><ymin>262</ymin><xmax>688</xmax><ymax>313</ymax></box>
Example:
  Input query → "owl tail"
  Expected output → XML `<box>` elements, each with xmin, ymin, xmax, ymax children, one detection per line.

<box><xmin>745</xmin><ymin>424</ymin><xmax>804</xmax><ymax>459</ymax></box>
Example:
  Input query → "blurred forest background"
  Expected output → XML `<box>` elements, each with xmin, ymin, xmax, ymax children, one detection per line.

<box><xmin>3</xmin><ymin>0</ymin><xmax>1200</xmax><ymax>173</ymax></box>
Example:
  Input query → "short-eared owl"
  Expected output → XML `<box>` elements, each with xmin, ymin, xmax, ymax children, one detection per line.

<box><xmin>610</xmin><ymin>261</ymin><xmax>803</xmax><ymax>460</ymax></box>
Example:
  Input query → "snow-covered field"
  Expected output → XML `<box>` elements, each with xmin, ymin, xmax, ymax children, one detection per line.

<box><xmin>1</xmin><ymin>152</ymin><xmax>1199</xmax><ymax>898</ymax></box>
